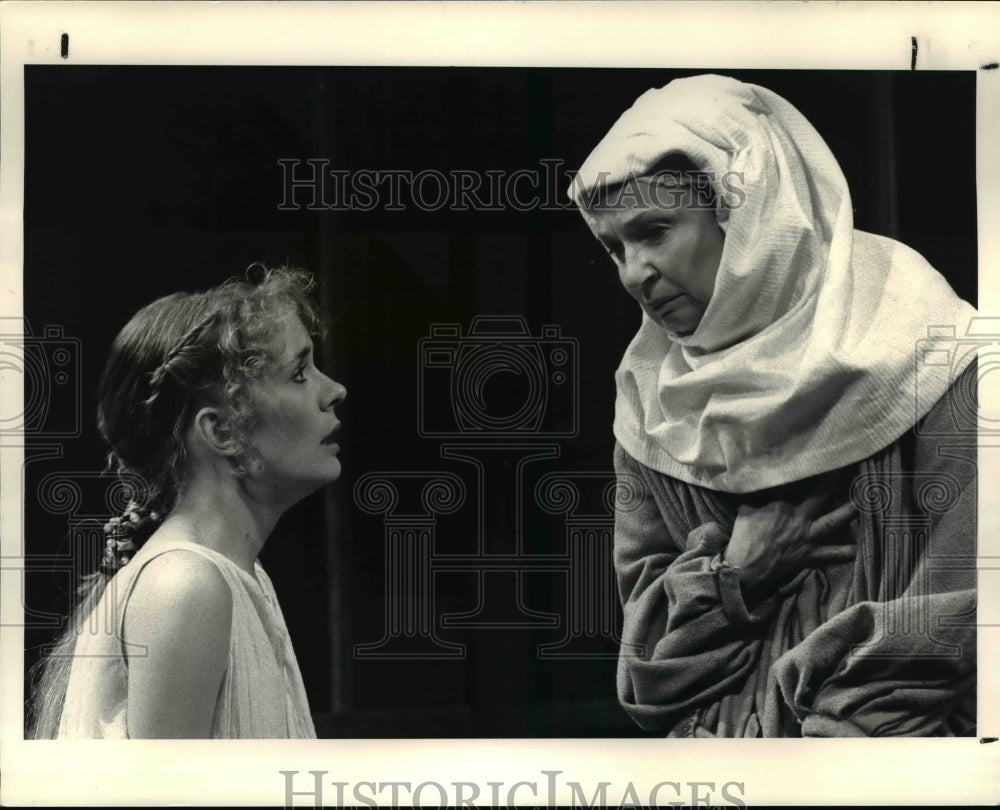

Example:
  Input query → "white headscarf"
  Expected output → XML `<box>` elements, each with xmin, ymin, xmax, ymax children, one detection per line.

<box><xmin>569</xmin><ymin>74</ymin><xmax>977</xmax><ymax>493</ymax></box>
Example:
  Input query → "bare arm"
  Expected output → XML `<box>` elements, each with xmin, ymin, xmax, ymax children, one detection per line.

<box><xmin>122</xmin><ymin>551</ymin><xmax>232</xmax><ymax>739</ymax></box>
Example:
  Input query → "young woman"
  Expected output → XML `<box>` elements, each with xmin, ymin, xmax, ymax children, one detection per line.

<box><xmin>29</xmin><ymin>266</ymin><xmax>346</xmax><ymax>739</ymax></box>
<box><xmin>569</xmin><ymin>74</ymin><xmax>977</xmax><ymax>737</ymax></box>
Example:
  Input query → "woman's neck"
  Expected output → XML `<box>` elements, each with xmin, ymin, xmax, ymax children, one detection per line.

<box><xmin>161</xmin><ymin>471</ymin><xmax>284</xmax><ymax>574</ymax></box>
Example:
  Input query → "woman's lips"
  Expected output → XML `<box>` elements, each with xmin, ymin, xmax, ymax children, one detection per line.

<box><xmin>650</xmin><ymin>295</ymin><xmax>683</xmax><ymax>316</ymax></box>
<box><xmin>648</xmin><ymin>295</ymin><xmax>703</xmax><ymax>336</ymax></box>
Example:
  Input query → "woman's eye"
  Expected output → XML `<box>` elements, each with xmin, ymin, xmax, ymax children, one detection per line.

<box><xmin>642</xmin><ymin>226</ymin><xmax>671</xmax><ymax>242</ymax></box>
<box><xmin>293</xmin><ymin>365</ymin><xmax>307</xmax><ymax>383</ymax></box>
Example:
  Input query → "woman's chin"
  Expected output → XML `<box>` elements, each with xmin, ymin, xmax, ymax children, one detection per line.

<box><xmin>331</xmin><ymin>457</ymin><xmax>344</xmax><ymax>481</ymax></box>
<box><xmin>658</xmin><ymin>315</ymin><xmax>701</xmax><ymax>337</ymax></box>
<box><xmin>647</xmin><ymin>299</ymin><xmax>705</xmax><ymax>337</ymax></box>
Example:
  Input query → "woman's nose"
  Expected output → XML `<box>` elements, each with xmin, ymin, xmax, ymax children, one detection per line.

<box><xmin>619</xmin><ymin>245</ymin><xmax>657</xmax><ymax>293</ymax></box>
<box><xmin>322</xmin><ymin>375</ymin><xmax>347</xmax><ymax>409</ymax></box>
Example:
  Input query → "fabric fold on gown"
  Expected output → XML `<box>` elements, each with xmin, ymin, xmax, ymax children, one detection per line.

<box><xmin>614</xmin><ymin>366</ymin><xmax>976</xmax><ymax>737</ymax></box>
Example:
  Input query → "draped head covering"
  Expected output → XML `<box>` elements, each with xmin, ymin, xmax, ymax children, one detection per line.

<box><xmin>569</xmin><ymin>74</ymin><xmax>977</xmax><ymax>493</ymax></box>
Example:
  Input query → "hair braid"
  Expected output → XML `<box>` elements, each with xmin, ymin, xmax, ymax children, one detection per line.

<box><xmin>143</xmin><ymin>309</ymin><xmax>221</xmax><ymax>411</ymax></box>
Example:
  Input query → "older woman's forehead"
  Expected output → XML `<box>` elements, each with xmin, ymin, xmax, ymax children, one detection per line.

<box><xmin>588</xmin><ymin>176</ymin><xmax>693</xmax><ymax>216</ymax></box>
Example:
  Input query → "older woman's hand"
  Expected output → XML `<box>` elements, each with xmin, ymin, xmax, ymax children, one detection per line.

<box><xmin>723</xmin><ymin>490</ymin><xmax>857</xmax><ymax>600</ymax></box>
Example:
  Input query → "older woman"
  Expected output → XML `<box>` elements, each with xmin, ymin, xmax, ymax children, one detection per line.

<box><xmin>569</xmin><ymin>74</ymin><xmax>977</xmax><ymax>737</ymax></box>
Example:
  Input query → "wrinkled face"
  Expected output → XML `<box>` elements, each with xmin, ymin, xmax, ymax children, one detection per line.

<box><xmin>248</xmin><ymin>312</ymin><xmax>347</xmax><ymax>503</ymax></box>
<box><xmin>587</xmin><ymin>176</ymin><xmax>725</xmax><ymax>336</ymax></box>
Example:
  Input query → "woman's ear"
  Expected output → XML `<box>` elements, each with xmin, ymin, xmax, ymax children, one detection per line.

<box><xmin>192</xmin><ymin>406</ymin><xmax>240</xmax><ymax>457</ymax></box>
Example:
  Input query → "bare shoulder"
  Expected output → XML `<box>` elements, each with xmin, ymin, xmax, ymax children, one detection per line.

<box><xmin>129</xmin><ymin>549</ymin><xmax>231</xmax><ymax>611</ymax></box>
<box><xmin>122</xmin><ymin>549</ymin><xmax>234</xmax><ymax>738</ymax></box>
<box><xmin>123</xmin><ymin>549</ymin><xmax>233</xmax><ymax>651</ymax></box>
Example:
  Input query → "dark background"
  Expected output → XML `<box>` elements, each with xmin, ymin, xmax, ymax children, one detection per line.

<box><xmin>21</xmin><ymin>67</ymin><xmax>976</xmax><ymax>737</ymax></box>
